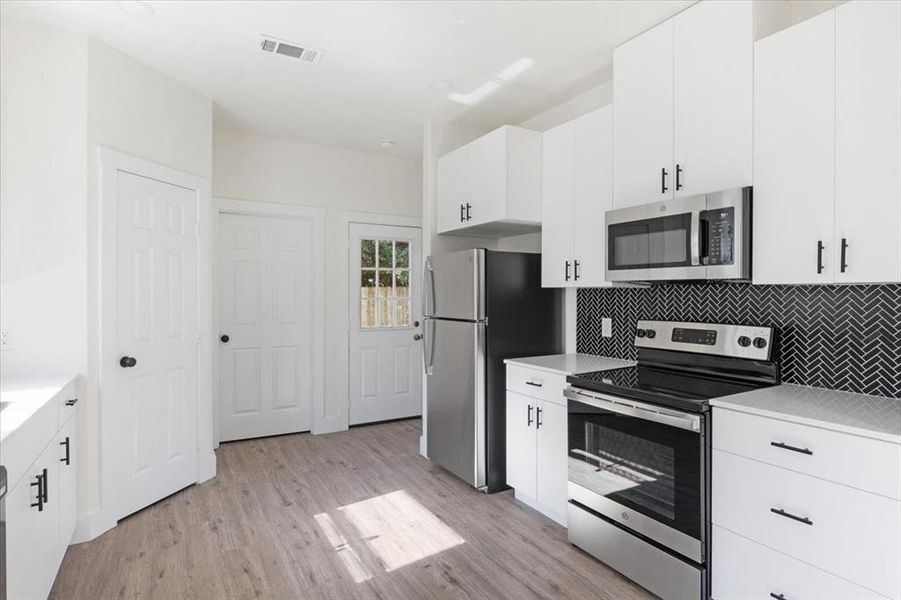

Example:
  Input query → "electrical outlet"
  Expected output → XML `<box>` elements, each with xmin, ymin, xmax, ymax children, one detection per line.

<box><xmin>602</xmin><ymin>318</ymin><xmax>612</xmax><ymax>338</ymax></box>
<box><xmin>0</xmin><ymin>328</ymin><xmax>10</xmax><ymax>350</ymax></box>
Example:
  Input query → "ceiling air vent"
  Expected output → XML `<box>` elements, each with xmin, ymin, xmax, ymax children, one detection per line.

<box><xmin>260</xmin><ymin>35</ymin><xmax>323</xmax><ymax>64</ymax></box>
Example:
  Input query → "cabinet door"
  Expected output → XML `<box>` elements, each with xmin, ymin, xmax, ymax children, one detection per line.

<box><xmin>541</xmin><ymin>121</ymin><xmax>574</xmax><ymax>288</ymax></box>
<box><xmin>535</xmin><ymin>401</ymin><xmax>568</xmax><ymax>526</ymax></box>
<box><xmin>35</xmin><ymin>442</ymin><xmax>61</xmax><ymax>600</ymax></box>
<box><xmin>572</xmin><ymin>106</ymin><xmax>613</xmax><ymax>287</ymax></box>
<box><xmin>834</xmin><ymin>0</ymin><xmax>901</xmax><ymax>283</ymax></box>
<box><xmin>505</xmin><ymin>391</ymin><xmax>536</xmax><ymax>499</ymax></box>
<box><xmin>468</xmin><ymin>127</ymin><xmax>508</xmax><ymax>226</ymax></box>
<box><xmin>613</xmin><ymin>19</ymin><xmax>674</xmax><ymax>207</ymax></box>
<box><xmin>673</xmin><ymin>0</ymin><xmax>753</xmax><ymax>198</ymax></box>
<box><xmin>436</xmin><ymin>148</ymin><xmax>468</xmax><ymax>234</ymax></box>
<box><xmin>753</xmin><ymin>12</ymin><xmax>836</xmax><ymax>285</ymax></box>
<box><xmin>6</xmin><ymin>472</ymin><xmax>38</xmax><ymax>600</ymax></box>
<box><xmin>58</xmin><ymin>417</ymin><xmax>77</xmax><ymax>553</ymax></box>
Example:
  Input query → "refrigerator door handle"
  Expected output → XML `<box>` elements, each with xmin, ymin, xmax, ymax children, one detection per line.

<box><xmin>423</xmin><ymin>258</ymin><xmax>436</xmax><ymax>318</ymax></box>
<box><xmin>422</xmin><ymin>318</ymin><xmax>435</xmax><ymax>375</ymax></box>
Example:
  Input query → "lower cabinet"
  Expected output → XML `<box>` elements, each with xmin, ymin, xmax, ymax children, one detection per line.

<box><xmin>505</xmin><ymin>385</ymin><xmax>568</xmax><ymax>526</ymax></box>
<box><xmin>7</xmin><ymin>413</ymin><xmax>77</xmax><ymax>600</ymax></box>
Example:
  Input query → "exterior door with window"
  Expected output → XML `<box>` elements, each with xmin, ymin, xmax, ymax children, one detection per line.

<box><xmin>348</xmin><ymin>223</ymin><xmax>422</xmax><ymax>425</ymax></box>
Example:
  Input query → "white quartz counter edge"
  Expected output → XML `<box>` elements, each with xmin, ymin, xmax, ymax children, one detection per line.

<box><xmin>504</xmin><ymin>354</ymin><xmax>635</xmax><ymax>376</ymax></box>
<box><xmin>0</xmin><ymin>376</ymin><xmax>77</xmax><ymax>443</ymax></box>
<box><xmin>710</xmin><ymin>383</ymin><xmax>901</xmax><ymax>445</ymax></box>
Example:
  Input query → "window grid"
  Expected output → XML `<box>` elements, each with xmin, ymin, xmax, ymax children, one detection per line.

<box><xmin>360</xmin><ymin>239</ymin><xmax>411</xmax><ymax>329</ymax></box>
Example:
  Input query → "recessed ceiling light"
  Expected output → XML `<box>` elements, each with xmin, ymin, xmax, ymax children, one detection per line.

<box><xmin>430</xmin><ymin>80</ymin><xmax>455</xmax><ymax>93</ymax></box>
<box><xmin>379</xmin><ymin>139</ymin><xmax>394</xmax><ymax>149</ymax></box>
<box><xmin>117</xmin><ymin>0</ymin><xmax>154</xmax><ymax>16</ymax></box>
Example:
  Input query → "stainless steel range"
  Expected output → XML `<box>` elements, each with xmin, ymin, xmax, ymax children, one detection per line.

<box><xmin>564</xmin><ymin>320</ymin><xmax>780</xmax><ymax>600</ymax></box>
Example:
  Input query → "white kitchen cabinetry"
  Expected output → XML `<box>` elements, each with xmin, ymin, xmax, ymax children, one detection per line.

<box><xmin>712</xmin><ymin>406</ymin><xmax>900</xmax><ymax>599</ymax></box>
<box><xmin>3</xmin><ymin>379</ymin><xmax>79</xmax><ymax>600</ymax></box>
<box><xmin>504</xmin><ymin>365</ymin><xmax>568</xmax><ymax>526</ymax></box>
<box><xmin>541</xmin><ymin>106</ymin><xmax>613</xmax><ymax>288</ymax></box>
<box><xmin>613</xmin><ymin>0</ymin><xmax>752</xmax><ymax>208</ymax></box>
<box><xmin>754</xmin><ymin>1</ymin><xmax>901</xmax><ymax>285</ymax></box>
<box><xmin>436</xmin><ymin>125</ymin><xmax>542</xmax><ymax>237</ymax></box>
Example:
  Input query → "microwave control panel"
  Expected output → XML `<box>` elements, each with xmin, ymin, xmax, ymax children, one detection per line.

<box><xmin>703</xmin><ymin>207</ymin><xmax>734</xmax><ymax>266</ymax></box>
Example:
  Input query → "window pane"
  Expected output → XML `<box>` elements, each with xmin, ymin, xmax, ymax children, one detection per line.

<box><xmin>395</xmin><ymin>242</ymin><xmax>409</xmax><ymax>268</ymax></box>
<box><xmin>377</xmin><ymin>298</ymin><xmax>392</xmax><ymax>328</ymax></box>
<box><xmin>360</xmin><ymin>299</ymin><xmax>376</xmax><ymax>328</ymax></box>
<box><xmin>395</xmin><ymin>298</ymin><xmax>411</xmax><ymax>327</ymax></box>
<box><xmin>378</xmin><ymin>270</ymin><xmax>393</xmax><ymax>297</ymax></box>
<box><xmin>361</xmin><ymin>239</ymin><xmax>376</xmax><ymax>268</ymax></box>
<box><xmin>378</xmin><ymin>240</ymin><xmax>393</xmax><ymax>268</ymax></box>
<box><xmin>361</xmin><ymin>270</ymin><xmax>376</xmax><ymax>298</ymax></box>
<box><xmin>395</xmin><ymin>270</ymin><xmax>409</xmax><ymax>297</ymax></box>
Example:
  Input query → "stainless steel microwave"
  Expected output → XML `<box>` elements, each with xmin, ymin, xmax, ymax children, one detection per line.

<box><xmin>605</xmin><ymin>187</ymin><xmax>751</xmax><ymax>282</ymax></box>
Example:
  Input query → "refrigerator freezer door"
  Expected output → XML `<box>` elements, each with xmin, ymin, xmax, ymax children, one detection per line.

<box><xmin>426</xmin><ymin>319</ymin><xmax>486</xmax><ymax>488</ymax></box>
<box><xmin>424</xmin><ymin>249</ymin><xmax>485</xmax><ymax>321</ymax></box>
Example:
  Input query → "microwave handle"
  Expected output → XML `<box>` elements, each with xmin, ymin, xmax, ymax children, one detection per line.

<box><xmin>690</xmin><ymin>210</ymin><xmax>701</xmax><ymax>266</ymax></box>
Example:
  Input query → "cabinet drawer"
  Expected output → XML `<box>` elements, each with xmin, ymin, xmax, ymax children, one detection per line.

<box><xmin>713</xmin><ymin>449</ymin><xmax>900</xmax><ymax>598</ymax></box>
<box><xmin>712</xmin><ymin>525</ymin><xmax>886</xmax><ymax>599</ymax></box>
<box><xmin>713</xmin><ymin>407</ymin><xmax>901</xmax><ymax>500</ymax></box>
<box><xmin>505</xmin><ymin>365</ymin><xmax>567</xmax><ymax>406</ymax></box>
<box><xmin>56</xmin><ymin>377</ymin><xmax>79</xmax><ymax>428</ymax></box>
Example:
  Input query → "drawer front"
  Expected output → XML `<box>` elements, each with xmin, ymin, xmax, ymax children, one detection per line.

<box><xmin>713</xmin><ymin>407</ymin><xmax>901</xmax><ymax>500</ymax></box>
<box><xmin>57</xmin><ymin>378</ymin><xmax>79</xmax><ymax>427</ymax></box>
<box><xmin>713</xmin><ymin>449</ymin><xmax>901</xmax><ymax>598</ymax></box>
<box><xmin>505</xmin><ymin>365</ymin><xmax>567</xmax><ymax>406</ymax></box>
<box><xmin>713</xmin><ymin>525</ymin><xmax>886</xmax><ymax>599</ymax></box>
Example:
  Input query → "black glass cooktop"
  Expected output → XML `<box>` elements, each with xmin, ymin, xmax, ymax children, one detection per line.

<box><xmin>567</xmin><ymin>365</ymin><xmax>776</xmax><ymax>413</ymax></box>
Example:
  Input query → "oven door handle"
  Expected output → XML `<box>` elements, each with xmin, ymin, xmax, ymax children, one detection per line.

<box><xmin>690</xmin><ymin>210</ymin><xmax>701</xmax><ymax>266</ymax></box>
<box><xmin>564</xmin><ymin>387</ymin><xmax>701</xmax><ymax>433</ymax></box>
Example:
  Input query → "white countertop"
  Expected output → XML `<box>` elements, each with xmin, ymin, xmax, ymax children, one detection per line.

<box><xmin>1</xmin><ymin>376</ymin><xmax>76</xmax><ymax>443</ymax></box>
<box><xmin>504</xmin><ymin>354</ymin><xmax>635</xmax><ymax>376</ymax></box>
<box><xmin>710</xmin><ymin>384</ymin><xmax>901</xmax><ymax>444</ymax></box>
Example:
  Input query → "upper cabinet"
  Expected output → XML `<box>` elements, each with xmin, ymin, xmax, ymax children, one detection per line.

<box><xmin>754</xmin><ymin>0</ymin><xmax>901</xmax><ymax>285</ymax></box>
<box><xmin>613</xmin><ymin>0</ymin><xmax>753</xmax><ymax>208</ymax></box>
<box><xmin>541</xmin><ymin>106</ymin><xmax>613</xmax><ymax>288</ymax></box>
<box><xmin>436</xmin><ymin>125</ymin><xmax>542</xmax><ymax>237</ymax></box>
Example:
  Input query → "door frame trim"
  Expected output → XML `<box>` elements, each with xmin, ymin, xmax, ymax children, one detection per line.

<box><xmin>212</xmin><ymin>197</ymin><xmax>326</xmax><ymax>443</ymax></box>
<box><xmin>332</xmin><ymin>211</ymin><xmax>421</xmax><ymax>434</ymax></box>
<box><xmin>97</xmin><ymin>147</ymin><xmax>214</xmax><ymax>534</ymax></box>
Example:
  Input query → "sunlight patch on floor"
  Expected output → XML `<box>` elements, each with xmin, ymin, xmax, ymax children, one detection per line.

<box><xmin>339</xmin><ymin>490</ymin><xmax>465</xmax><ymax>572</ymax></box>
<box><xmin>313</xmin><ymin>512</ymin><xmax>373</xmax><ymax>583</ymax></box>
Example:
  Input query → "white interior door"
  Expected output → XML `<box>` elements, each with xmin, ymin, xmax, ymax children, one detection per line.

<box><xmin>348</xmin><ymin>223</ymin><xmax>422</xmax><ymax>425</ymax></box>
<box><xmin>114</xmin><ymin>170</ymin><xmax>198</xmax><ymax>520</ymax></box>
<box><xmin>218</xmin><ymin>212</ymin><xmax>316</xmax><ymax>441</ymax></box>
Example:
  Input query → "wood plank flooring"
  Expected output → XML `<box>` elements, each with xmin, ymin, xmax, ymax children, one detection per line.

<box><xmin>50</xmin><ymin>419</ymin><xmax>655</xmax><ymax>599</ymax></box>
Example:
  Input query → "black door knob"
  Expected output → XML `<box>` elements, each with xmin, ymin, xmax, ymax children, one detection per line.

<box><xmin>413</xmin><ymin>334</ymin><xmax>422</xmax><ymax>341</ymax></box>
<box><xmin>220</xmin><ymin>335</ymin><xmax>230</xmax><ymax>343</ymax></box>
<box><xmin>119</xmin><ymin>356</ymin><xmax>137</xmax><ymax>368</ymax></box>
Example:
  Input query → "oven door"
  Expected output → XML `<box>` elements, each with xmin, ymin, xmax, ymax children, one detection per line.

<box><xmin>605</xmin><ymin>195</ymin><xmax>707</xmax><ymax>281</ymax></box>
<box><xmin>565</xmin><ymin>387</ymin><xmax>705</xmax><ymax>563</ymax></box>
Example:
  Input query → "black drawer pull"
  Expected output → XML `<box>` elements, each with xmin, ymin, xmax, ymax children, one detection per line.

<box><xmin>536</xmin><ymin>406</ymin><xmax>543</xmax><ymax>429</ymax></box>
<box><xmin>61</xmin><ymin>436</ymin><xmax>71</xmax><ymax>465</ymax></box>
<box><xmin>770</xmin><ymin>507</ymin><xmax>813</xmax><ymax>526</ymax></box>
<box><xmin>527</xmin><ymin>404</ymin><xmax>533</xmax><ymax>427</ymax></box>
<box><xmin>771</xmin><ymin>441</ymin><xmax>813</xmax><ymax>455</ymax></box>
<box><xmin>30</xmin><ymin>473</ymin><xmax>44</xmax><ymax>512</ymax></box>
<box><xmin>770</xmin><ymin>594</ymin><xmax>787</xmax><ymax>600</ymax></box>
<box><xmin>525</xmin><ymin>381</ymin><xmax>543</xmax><ymax>388</ymax></box>
<box><xmin>65</xmin><ymin>398</ymin><xmax>78</xmax><ymax>406</ymax></box>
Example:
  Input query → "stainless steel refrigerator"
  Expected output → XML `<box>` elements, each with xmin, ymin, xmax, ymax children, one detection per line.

<box><xmin>423</xmin><ymin>249</ymin><xmax>563</xmax><ymax>492</ymax></box>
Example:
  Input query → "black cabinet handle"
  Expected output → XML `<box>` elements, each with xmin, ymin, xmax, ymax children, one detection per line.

<box><xmin>817</xmin><ymin>240</ymin><xmax>825</xmax><ymax>274</ymax></box>
<box><xmin>770</xmin><ymin>594</ymin><xmax>787</xmax><ymax>600</ymax></box>
<box><xmin>573</xmin><ymin>260</ymin><xmax>581</xmax><ymax>281</ymax></box>
<box><xmin>65</xmin><ymin>398</ymin><xmax>78</xmax><ymax>407</ymax></box>
<box><xmin>840</xmin><ymin>237</ymin><xmax>849</xmax><ymax>273</ymax></box>
<box><xmin>465</xmin><ymin>203</ymin><xmax>471</xmax><ymax>221</ymax></box>
<box><xmin>536</xmin><ymin>406</ymin><xmax>543</xmax><ymax>429</ymax></box>
<box><xmin>770</xmin><ymin>507</ymin><xmax>813</xmax><ymax>526</ymax></box>
<box><xmin>527</xmin><ymin>404</ymin><xmax>533</xmax><ymax>427</ymax></box>
<box><xmin>661</xmin><ymin>167</ymin><xmax>668</xmax><ymax>194</ymax></box>
<box><xmin>771</xmin><ymin>441</ymin><xmax>813</xmax><ymax>455</ymax></box>
<box><xmin>119</xmin><ymin>356</ymin><xmax>137</xmax><ymax>368</ymax></box>
<box><xmin>565</xmin><ymin>260</ymin><xmax>571</xmax><ymax>282</ymax></box>
<box><xmin>525</xmin><ymin>381</ymin><xmax>543</xmax><ymax>388</ymax></box>
<box><xmin>42</xmin><ymin>467</ymin><xmax>48</xmax><ymax>503</ymax></box>
<box><xmin>460</xmin><ymin>204</ymin><xmax>465</xmax><ymax>222</ymax></box>
<box><xmin>61</xmin><ymin>436</ymin><xmax>71</xmax><ymax>465</ymax></box>
<box><xmin>30</xmin><ymin>473</ymin><xmax>45</xmax><ymax>512</ymax></box>
<box><xmin>676</xmin><ymin>164</ymin><xmax>683</xmax><ymax>190</ymax></box>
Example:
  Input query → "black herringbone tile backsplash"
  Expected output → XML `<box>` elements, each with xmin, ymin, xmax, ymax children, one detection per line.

<box><xmin>577</xmin><ymin>284</ymin><xmax>901</xmax><ymax>398</ymax></box>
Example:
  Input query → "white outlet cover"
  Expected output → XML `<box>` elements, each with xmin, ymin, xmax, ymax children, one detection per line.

<box><xmin>601</xmin><ymin>318</ymin><xmax>612</xmax><ymax>338</ymax></box>
<box><xmin>0</xmin><ymin>328</ymin><xmax>9</xmax><ymax>350</ymax></box>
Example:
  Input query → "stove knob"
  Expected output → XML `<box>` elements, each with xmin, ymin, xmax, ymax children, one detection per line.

<box><xmin>753</xmin><ymin>337</ymin><xmax>768</xmax><ymax>349</ymax></box>
<box><xmin>645</xmin><ymin>329</ymin><xmax>656</xmax><ymax>339</ymax></box>
<box><xmin>635</xmin><ymin>329</ymin><xmax>646</xmax><ymax>338</ymax></box>
<box><xmin>737</xmin><ymin>336</ymin><xmax>752</xmax><ymax>347</ymax></box>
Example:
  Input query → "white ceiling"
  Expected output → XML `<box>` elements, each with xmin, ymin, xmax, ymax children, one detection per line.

<box><xmin>0</xmin><ymin>0</ymin><xmax>694</xmax><ymax>158</ymax></box>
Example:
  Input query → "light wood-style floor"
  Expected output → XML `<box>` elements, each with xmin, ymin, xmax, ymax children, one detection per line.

<box><xmin>50</xmin><ymin>419</ymin><xmax>654</xmax><ymax>599</ymax></box>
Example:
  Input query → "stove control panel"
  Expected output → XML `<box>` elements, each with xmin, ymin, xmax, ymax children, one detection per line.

<box><xmin>635</xmin><ymin>320</ymin><xmax>775</xmax><ymax>361</ymax></box>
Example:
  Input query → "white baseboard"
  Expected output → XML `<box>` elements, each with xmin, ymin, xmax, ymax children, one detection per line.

<box><xmin>198</xmin><ymin>448</ymin><xmax>217</xmax><ymax>483</ymax></box>
<box><xmin>419</xmin><ymin>434</ymin><xmax>427</xmax><ymax>458</ymax></box>
<box><xmin>72</xmin><ymin>508</ymin><xmax>116</xmax><ymax>544</ymax></box>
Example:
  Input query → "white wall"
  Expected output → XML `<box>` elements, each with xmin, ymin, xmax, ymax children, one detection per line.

<box><xmin>212</xmin><ymin>128</ymin><xmax>421</xmax><ymax>434</ymax></box>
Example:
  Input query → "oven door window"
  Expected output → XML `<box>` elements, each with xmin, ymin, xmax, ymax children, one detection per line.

<box><xmin>568</xmin><ymin>399</ymin><xmax>702</xmax><ymax>539</ymax></box>
<box><xmin>608</xmin><ymin>213</ymin><xmax>692</xmax><ymax>270</ymax></box>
